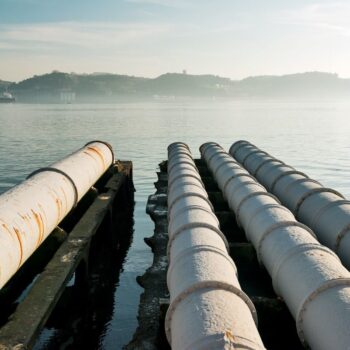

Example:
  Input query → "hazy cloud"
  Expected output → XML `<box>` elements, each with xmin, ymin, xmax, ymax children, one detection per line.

<box><xmin>0</xmin><ymin>21</ymin><xmax>172</xmax><ymax>50</ymax></box>
<box><xmin>1</xmin><ymin>1</ymin><xmax>350</xmax><ymax>81</ymax></box>
<box><xmin>277</xmin><ymin>2</ymin><xmax>350</xmax><ymax>37</ymax></box>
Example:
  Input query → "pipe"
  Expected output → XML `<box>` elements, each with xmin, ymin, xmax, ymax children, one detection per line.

<box><xmin>165</xmin><ymin>142</ymin><xmax>265</xmax><ymax>350</ymax></box>
<box><xmin>0</xmin><ymin>141</ymin><xmax>114</xmax><ymax>289</ymax></box>
<box><xmin>201</xmin><ymin>142</ymin><xmax>350</xmax><ymax>350</ymax></box>
<box><xmin>229</xmin><ymin>140</ymin><xmax>350</xmax><ymax>269</ymax></box>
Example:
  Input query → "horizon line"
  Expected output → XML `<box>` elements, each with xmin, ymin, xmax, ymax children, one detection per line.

<box><xmin>1</xmin><ymin>70</ymin><xmax>345</xmax><ymax>84</ymax></box>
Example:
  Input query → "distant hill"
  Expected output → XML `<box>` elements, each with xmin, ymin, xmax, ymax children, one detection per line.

<box><xmin>235</xmin><ymin>72</ymin><xmax>350</xmax><ymax>97</ymax></box>
<box><xmin>0</xmin><ymin>79</ymin><xmax>13</xmax><ymax>90</ymax></box>
<box><xmin>2</xmin><ymin>71</ymin><xmax>350</xmax><ymax>102</ymax></box>
<box><xmin>148</xmin><ymin>73</ymin><xmax>231</xmax><ymax>96</ymax></box>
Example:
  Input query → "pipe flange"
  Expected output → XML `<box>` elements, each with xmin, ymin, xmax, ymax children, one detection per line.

<box><xmin>167</xmin><ymin>142</ymin><xmax>189</xmax><ymax>152</ymax></box>
<box><xmin>206</xmin><ymin>149</ymin><xmax>228</xmax><ymax>165</ymax></box>
<box><xmin>235</xmin><ymin>191</ymin><xmax>280</xmax><ymax>227</ymax></box>
<box><xmin>167</xmin><ymin>244</ymin><xmax>238</xmax><ymax>287</ymax></box>
<box><xmin>270</xmin><ymin>170</ymin><xmax>309</xmax><ymax>193</ymax></box>
<box><xmin>244</xmin><ymin>203</ymin><xmax>291</xmax><ymax>241</ymax></box>
<box><xmin>242</xmin><ymin>149</ymin><xmax>269</xmax><ymax>168</ymax></box>
<box><xmin>222</xmin><ymin>174</ymin><xmax>258</xmax><ymax>197</ymax></box>
<box><xmin>168</xmin><ymin>192</ymin><xmax>212</xmax><ymax>214</ymax></box>
<box><xmin>271</xmin><ymin>242</ymin><xmax>334</xmax><ymax>294</ymax></box>
<box><xmin>335</xmin><ymin>221</ymin><xmax>350</xmax><ymax>253</ymax></box>
<box><xmin>168</xmin><ymin>173</ymin><xmax>203</xmax><ymax>189</ymax></box>
<box><xmin>165</xmin><ymin>280</ymin><xmax>258</xmax><ymax>345</ymax></box>
<box><xmin>169</xmin><ymin>206</ymin><xmax>219</xmax><ymax>233</ymax></box>
<box><xmin>168</xmin><ymin>151</ymin><xmax>192</xmax><ymax>162</ymax></box>
<box><xmin>296</xmin><ymin>277</ymin><xmax>350</xmax><ymax>347</ymax></box>
<box><xmin>309</xmin><ymin>199</ymin><xmax>350</xmax><ymax>229</ymax></box>
<box><xmin>203</xmin><ymin>145</ymin><xmax>224</xmax><ymax>160</ymax></box>
<box><xmin>168</xmin><ymin>202</ymin><xmax>215</xmax><ymax>222</ymax></box>
<box><xmin>281</xmin><ymin>178</ymin><xmax>322</xmax><ymax>211</ymax></box>
<box><xmin>85</xmin><ymin>140</ymin><xmax>115</xmax><ymax>162</ymax></box>
<box><xmin>283</xmin><ymin>178</ymin><xmax>321</xmax><ymax>200</ymax></box>
<box><xmin>229</xmin><ymin>140</ymin><xmax>251</xmax><ymax>154</ymax></box>
<box><xmin>168</xmin><ymin>159</ymin><xmax>198</xmax><ymax>174</ymax></box>
<box><xmin>257</xmin><ymin>221</ymin><xmax>316</xmax><ymax>265</ymax></box>
<box><xmin>27</xmin><ymin>167</ymin><xmax>79</xmax><ymax>208</ymax></box>
<box><xmin>254</xmin><ymin>159</ymin><xmax>288</xmax><ymax>177</ymax></box>
<box><xmin>229</xmin><ymin>140</ymin><xmax>254</xmax><ymax>157</ymax></box>
<box><xmin>168</xmin><ymin>179</ymin><xmax>204</xmax><ymax>195</ymax></box>
<box><xmin>201</xmin><ymin>144</ymin><xmax>223</xmax><ymax>159</ymax></box>
<box><xmin>233</xmin><ymin>145</ymin><xmax>258</xmax><ymax>163</ymax></box>
<box><xmin>214</xmin><ymin>159</ymin><xmax>240</xmax><ymax>178</ymax></box>
<box><xmin>227</xmin><ymin>181</ymin><xmax>268</xmax><ymax>228</ymax></box>
<box><xmin>168</xmin><ymin>151</ymin><xmax>193</xmax><ymax>163</ymax></box>
<box><xmin>199</xmin><ymin>142</ymin><xmax>220</xmax><ymax>154</ymax></box>
<box><xmin>167</xmin><ymin>223</ymin><xmax>230</xmax><ymax>258</ymax></box>
<box><xmin>168</xmin><ymin>178</ymin><xmax>204</xmax><ymax>194</ymax></box>
<box><xmin>294</xmin><ymin>187</ymin><xmax>345</xmax><ymax>218</ymax></box>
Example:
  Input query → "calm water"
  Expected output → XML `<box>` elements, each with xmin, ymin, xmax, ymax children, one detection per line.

<box><xmin>1</xmin><ymin>99</ymin><xmax>350</xmax><ymax>348</ymax></box>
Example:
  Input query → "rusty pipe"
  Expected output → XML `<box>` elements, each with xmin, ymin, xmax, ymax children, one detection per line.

<box><xmin>166</xmin><ymin>142</ymin><xmax>265</xmax><ymax>350</ymax></box>
<box><xmin>0</xmin><ymin>141</ymin><xmax>114</xmax><ymax>289</ymax></box>
<box><xmin>202</xmin><ymin>142</ymin><xmax>350</xmax><ymax>350</ymax></box>
<box><xmin>229</xmin><ymin>140</ymin><xmax>350</xmax><ymax>269</ymax></box>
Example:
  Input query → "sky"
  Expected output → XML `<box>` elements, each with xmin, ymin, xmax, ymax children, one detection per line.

<box><xmin>1</xmin><ymin>0</ymin><xmax>350</xmax><ymax>81</ymax></box>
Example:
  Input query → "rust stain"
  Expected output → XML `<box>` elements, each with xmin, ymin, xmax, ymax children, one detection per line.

<box><xmin>56</xmin><ymin>198</ymin><xmax>61</xmax><ymax>212</ymax></box>
<box><xmin>86</xmin><ymin>146</ymin><xmax>106</xmax><ymax>168</ymax></box>
<box><xmin>60</xmin><ymin>186</ymin><xmax>68</xmax><ymax>211</ymax></box>
<box><xmin>1</xmin><ymin>222</ymin><xmax>15</xmax><ymax>239</ymax></box>
<box><xmin>38</xmin><ymin>212</ymin><xmax>45</xmax><ymax>245</ymax></box>
<box><xmin>55</xmin><ymin>198</ymin><xmax>62</xmax><ymax>224</ymax></box>
<box><xmin>49</xmin><ymin>189</ymin><xmax>63</xmax><ymax>224</ymax></box>
<box><xmin>83</xmin><ymin>151</ymin><xmax>99</xmax><ymax>163</ymax></box>
<box><xmin>12</xmin><ymin>226</ymin><xmax>24</xmax><ymax>268</ymax></box>
<box><xmin>38</xmin><ymin>203</ymin><xmax>48</xmax><ymax>224</ymax></box>
<box><xmin>224</xmin><ymin>328</ymin><xmax>236</xmax><ymax>343</ymax></box>
<box><xmin>31</xmin><ymin>209</ymin><xmax>44</xmax><ymax>247</ymax></box>
<box><xmin>17</xmin><ymin>213</ymin><xmax>33</xmax><ymax>236</ymax></box>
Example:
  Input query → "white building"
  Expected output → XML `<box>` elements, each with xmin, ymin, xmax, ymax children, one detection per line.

<box><xmin>60</xmin><ymin>91</ymin><xmax>76</xmax><ymax>103</ymax></box>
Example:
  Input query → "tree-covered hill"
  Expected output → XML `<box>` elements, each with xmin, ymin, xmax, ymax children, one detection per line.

<box><xmin>2</xmin><ymin>71</ymin><xmax>350</xmax><ymax>102</ymax></box>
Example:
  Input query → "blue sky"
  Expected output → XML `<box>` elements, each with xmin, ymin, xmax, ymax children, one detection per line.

<box><xmin>1</xmin><ymin>0</ymin><xmax>350</xmax><ymax>81</ymax></box>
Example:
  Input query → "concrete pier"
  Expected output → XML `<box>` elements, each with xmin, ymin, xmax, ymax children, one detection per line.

<box><xmin>128</xmin><ymin>158</ymin><xmax>303</xmax><ymax>349</ymax></box>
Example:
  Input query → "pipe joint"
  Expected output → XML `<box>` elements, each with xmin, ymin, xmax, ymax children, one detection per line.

<box><xmin>165</xmin><ymin>280</ymin><xmax>258</xmax><ymax>344</ymax></box>
<box><xmin>296</xmin><ymin>278</ymin><xmax>350</xmax><ymax>346</ymax></box>
<box><xmin>270</xmin><ymin>170</ymin><xmax>308</xmax><ymax>192</ymax></box>
<box><xmin>295</xmin><ymin>187</ymin><xmax>345</xmax><ymax>218</ymax></box>
<box><xmin>27</xmin><ymin>167</ymin><xmax>79</xmax><ymax>208</ymax></box>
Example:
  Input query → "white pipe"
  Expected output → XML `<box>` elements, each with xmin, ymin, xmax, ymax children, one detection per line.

<box><xmin>166</xmin><ymin>142</ymin><xmax>265</xmax><ymax>350</ymax></box>
<box><xmin>0</xmin><ymin>141</ymin><xmax>114</xmax><ymax>289</ymax></box>
<box><xmin>202</xmin><ymin>142</ymin><xmax>350</xmax><ymax>350</ymax></box>
<box><xmin>230</xmin><ymin>140</ymin><xmax>350</xmax><ymax>269</ymax></box>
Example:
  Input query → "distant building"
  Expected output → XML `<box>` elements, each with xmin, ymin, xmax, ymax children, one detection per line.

<box><xmin>182</xmin><ymin>69</ymin><xmax>187</xmax><ymax>75</ymax></box>
<box><xmin>60</xmin><ymin>90</ymin><xmax>76</xmax><ymax>103</ymax></box>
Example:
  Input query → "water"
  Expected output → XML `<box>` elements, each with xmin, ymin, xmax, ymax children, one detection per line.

<box><xmin>1</xmin><ymin>99</ymin><xmax>350</xmax><ymax>348</ymax></box>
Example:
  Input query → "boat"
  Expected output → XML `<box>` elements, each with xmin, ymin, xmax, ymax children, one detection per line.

<box><xmin>0</xmin><ymin>92</ymin><xmax>15</xmax><ymax>103</ymax></box>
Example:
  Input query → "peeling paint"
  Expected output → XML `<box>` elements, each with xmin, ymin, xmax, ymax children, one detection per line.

<box><xmin>12</xmin><ymin>227</ymin><xmax>23</xmax><ymax>268</ymax></box>
<box><xmin>87</xmin><ymin>146</ymin><xmax>106</xmax><ymax>169</ymax></box>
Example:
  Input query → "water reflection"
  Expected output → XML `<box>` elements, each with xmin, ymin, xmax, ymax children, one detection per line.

<box><xmin>34</xmin><ymin>191</ymin><xmax>135</xmax><ymax>349</ymax></box>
